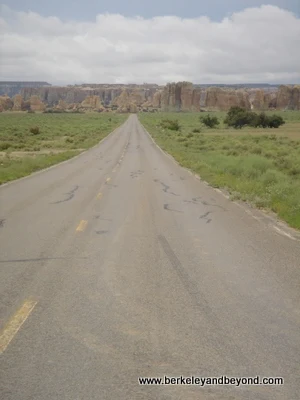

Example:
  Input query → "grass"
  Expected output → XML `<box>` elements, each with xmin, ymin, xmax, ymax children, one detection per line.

<box><xmin>0</xmin><ymin>112</ymin><xmax>127</xmax><ymax>184</ymax></box>
<box><xmin>139</xmin><ymin>111</ymin><xmax>300</xmax><ymax>230</ymax></box>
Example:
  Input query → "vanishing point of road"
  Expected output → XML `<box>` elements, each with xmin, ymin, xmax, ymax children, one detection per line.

<box><xmin>0</xmin><ymin>115</ymin><xmax>300</xmax><ymax>399</ymax></box>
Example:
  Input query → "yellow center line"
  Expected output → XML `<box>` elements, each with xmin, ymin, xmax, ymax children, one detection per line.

<box><xmin>0</xmin><ymin>299</ymin><xmax>37</xmax><ymax>354</ymax></box>
<box><xmin>97</xmin><ymin>192</ymin><xmax>103</xmax><ymax>200</ymax></box>
<box><xmin>76</xmin><ymin>220</ymin><xmax>88</xmax><ymax>232</ymax></box>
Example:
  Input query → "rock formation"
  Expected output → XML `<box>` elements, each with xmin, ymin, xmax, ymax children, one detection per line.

<box><xmin>152</xmin><ymin>91</ymin><xmax>162</xmax><ymax>108</ymax></box>
<box><xmin>0</xmin><ymin>81</ymin><xmax>50</xmax><ymax>97</ymax></box>
<box><xmin>80</xmin><ymin>95</ymin><xmax>102</xmax><ymax>110</ymax></box>
<box><xmin>12</xmin><ymin>94</ymin><xmax>25</xmax><ymax>111</ymax></box>
<box><xmin>205</xmin><ymin>88</ymin><xmax>251</xmax><ymax>111</ymax></box>
<box><xmin>0</xmin><ymin>96</ymin><xmax>13</xmax><ymax>111</ymax></box>
<box><xmin>292</xmin><ymin>85</ymin><xmax>300</xmax><ymax>110</ymax></box>
<box><xmin>29</xmin><ymin>95</ymin><xmax>46</xmax><ymax>112</ymax></box>
<box><xmin>248</xmin><ymin>89</ymin><xmax>277</xmax><ymax>110</ymax></box>
<box><xmin>1</xmin><ymin>82</ymin><xmax>300</xmax><ymax>112</ymax></box>
<box><xmin>55</xmin><ymin>100</ymin><xmax>67</xmax><ymax>111</ymax></box>
<box><xmin>276</xmin><ymin>85</ymin><xmax>300</xmax><ymax>110</ymax></box>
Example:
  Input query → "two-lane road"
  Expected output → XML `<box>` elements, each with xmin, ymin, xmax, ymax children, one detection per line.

<box><xmin>0</xmin><ymin>115</ymin><xmax>300</xmax><ymax>399</ymax></box>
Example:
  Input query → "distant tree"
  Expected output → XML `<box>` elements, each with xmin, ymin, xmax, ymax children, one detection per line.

<box><xmin>200</xmin><ymin>114</ymin><xmax>220</xmax><ymax>128</ymax></box>
<box><xmin>224</xmin><ymin>108</ymin><xmax>254</xmax><ymax>129</ymax></box>
<box><xmin>224</xmin><ymin>107</ymin><xmax>285</xmax><ymax>129</ymax></box>
<box><xmin>250</xmin><ymin>112</ymin><xmax>269</xmax><ymax>128</ymax></box>
<box><xmin>267</xmin><ymin>115</ymin><xmax>285</xmax><ymax>128</ymax></box>
<box><xmin>160</xmin><ymin>119</ymin><xmax>181</xmax><ymax>131</ymax></box>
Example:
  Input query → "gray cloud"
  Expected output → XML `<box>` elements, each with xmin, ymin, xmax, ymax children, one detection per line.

<box><xmin>0</xmin><ymin>4</ymin><xmax>299</xmax><ymax>84</ymax></box>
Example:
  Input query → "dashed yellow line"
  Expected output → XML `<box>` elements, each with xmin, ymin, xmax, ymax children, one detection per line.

<box><xmin>0</xmin><ymin>299</ymin><xmax>37</xmax><ymax>354</ymax></box>
<box><xmin>97</xmin><ymin>192</ymin><xmax>103</xmax><ymax>200</ymax></box>
<box><xmin>76</xmin><ymin>220</ymin><xmax>88</xmax><ymax>232</ymax></box>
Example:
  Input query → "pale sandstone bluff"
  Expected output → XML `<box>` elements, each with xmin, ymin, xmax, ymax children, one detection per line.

<box><xmin>160</xmin><ymin>82</ymin><xmax>201</xmax><ymax>111</ymax></box>
<box><xmin>29</xmin><ymin>95</ymin><xmax>46</xmax><ymax>112</ymax></box>
<box><xmin>276</xmin><ymin>85</ymin><xmax>300</xmax><ymax>110</ymax></box>
<box><xmin>0</xmin><ymin>96</ymin><xmax>13</xmax><ymax>111</ymax></box>
<box><xmin>12</xmin><ymin>94</ymin><xmax>25</xmax><ymax>111</ymax></box>
<box><xmin>111</xmin><ymin>90</ymin><xmax>140</xmax><ymax>113</ymax></box>
<box><xmin>205</xmin><ymin>87</ymin><xmax>251</xmax><ymax>111</ymax></box>
<box><xmin>1</xmin><ymin>83</ymin><xmax>300</xmax><ymax>112</ymax></box>
<box><xmin>80</xmin><ymin>95</ymin><xmax>103</xmax><ymax>111</ymax></box>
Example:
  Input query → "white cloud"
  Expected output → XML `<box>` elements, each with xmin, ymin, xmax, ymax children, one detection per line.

<box><xmin>0</xmin><ymin>4</ymin><xmax>300</xmax><ymax>84</ymax></box>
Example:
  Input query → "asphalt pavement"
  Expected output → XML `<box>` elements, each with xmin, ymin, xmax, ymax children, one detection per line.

<box><xmin>0</xmin><ymin>114</ymin><xmax>300</xmax><ymax>400</ymax></box>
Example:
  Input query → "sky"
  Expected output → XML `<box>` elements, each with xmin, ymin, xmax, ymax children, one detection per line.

<box><xmin>0</xmin><ymin>1</ymin><xmax>300</xmax><ymax>84</ymax></box>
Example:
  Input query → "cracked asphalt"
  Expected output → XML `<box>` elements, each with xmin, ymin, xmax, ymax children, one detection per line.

<box><xmin>0</xmin><ymin>115</ymin><xmax>300</xmax><ymax>400</ymax></box>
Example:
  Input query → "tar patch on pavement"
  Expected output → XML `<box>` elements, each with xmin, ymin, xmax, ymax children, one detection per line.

<box><xmin>51</xmin><ymin>185</ymin><xmax>79</xmax><ymax>204</ymax></box>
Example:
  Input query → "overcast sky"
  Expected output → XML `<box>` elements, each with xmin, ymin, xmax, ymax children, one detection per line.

<box><xmin>1</xmin><ymin>2</ymin><xmax>300</xmax><ymax>84</ymax></box>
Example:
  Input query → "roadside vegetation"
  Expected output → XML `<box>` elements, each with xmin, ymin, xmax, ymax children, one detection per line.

<box><xmin>224</xmin><ymin>107</ymin><xmax>285</xmax><ymax>129</ymax></box>
<box><xmin>139</xmin><ymin>110</ymin><xmax>300</xmax><ymax>230</ymax></box>
<box><xmin>0</xmin><ymin>112</ymin><xmax>127</xmax><ymax>184</ymax></box>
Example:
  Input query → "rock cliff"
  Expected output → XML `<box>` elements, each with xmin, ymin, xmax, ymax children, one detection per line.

<box><xmin>12</xmin><ymin>94</ymin><xmax>25</xmax><ymax>111</ymax></box>
<box><xmin>29</xmin><ymin>95</ymin><xmax>46</xmax><ymax>112</ymax></box>
<box><xmin>160</xmin><ymin>82</ymin><xmax>202</xmax><ymax>111</ymax></box>
<box><xmin>1</xmin><ymin>82</ymin><xmax>300</xmax><ymax>112</ymax></box>
<box><xmin>205</xmin><ymin>88</ymin><xmax>250</xmax><ymax>111</ymax></box>
<box><xmin>0</xmin><ymin>96</ymin><xmax>13</xmax><ymax>111</ymax></box>
<box><xmin>276</xmin><ymin>85</ymin><xmax>300</xmax><ymax>110</ymax></box>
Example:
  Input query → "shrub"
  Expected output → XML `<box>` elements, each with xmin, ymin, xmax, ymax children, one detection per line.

<box><xmin>160</xmin><ymin>119</ymin><xmax>181</xmax><ymax>131</ymax></box>
<box><xmin>200</xmin><ymin>115</ymin><xmax>220</xmax><ymax>128</ymax></box>
<box><xmin>224</xmin><ymin>107</ymin><xmax>286</xmax><ymax>129</ymax></box>
<box><xmin>44</xmin><ymin>109</ymin><xmax>66</xmax><ymax>113</ymax></box>
<box><xmin>260</xmin><ymin>169</ymin><xmax>281</xmax><ymax>186</ymax></box>
<box><xmin>0</xmin><ymin>142</ymin><xmax>11</xmax><ymax>151</ymax></box>
<box><xmin>30</xmin><ymin>126</ymin><xmax>40</xmax><ymax>135</ymax></box>
<box><xmin>268</xmin><ymin>115</ymin><xmax>285</xmax><ymax>128</ymax></box>
<box><xmin>250</xmin><ymin>112</ymin><xmax>269</xmax><ymax>128</ymax></box>
<box><xmin>224</xmin><ymin>108</ymin><xmax>256</xmax><ymax>129</ymax></box>
<box><xmin>192</xmin><ymin>128</ymin><xmax>201</xmax><ymax>133</ymax></box>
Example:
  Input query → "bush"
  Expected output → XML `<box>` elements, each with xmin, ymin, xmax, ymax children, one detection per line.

<box><xmin>44</xmin><ymin>109</ymin><xmax>65</xmax><ymax>113</ymax></box>
<box><xmin>250</xmin><ymin>112</ymin><xmax>269</xmax><ymax>128</ymax></box>
<box><xmin>160</xmin><ymin>119</ymin><xmax>181</xmax><ymax>131</ymax></box>
<box><xmin>224</xmin><ymin>107</ymin><xmax>286</xmax><ymax>129</ymax></box>
<box><xmin>0</xmin><ymin>142</ymin><xmax>11</xmax><ymax>151</ymax></box>
<box><xmin>224</xmin><ymin>107</ymin><xmax>256</xmax><ymax>129</ymax></box>
<box><xmin>192</xmin><ymin>128</ymin><xmax>201</xmax><ymax>133</ymax></box>
<box><xmin>268</xmin><ymin>115</ymin><xmax>285</xmax><ymax>128</ymax></box>
<box><xmin>200</xmin><ymin>115</ymin><xmax>220</xmax><ymax>128</ymax></box>
<box><xmin>30</xmin><ymin>126</ymin><xmax>40</xmax><ymax>135</ymax></box>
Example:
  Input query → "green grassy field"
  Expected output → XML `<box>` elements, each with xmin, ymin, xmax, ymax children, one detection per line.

<box><xmin>0</xmin><ymin>112</ymin><xmax>127</xmax><ymax>184</ymax></box>
<box><xmin>139</xmin><ymin>111</ymin><xmax>300</xmax><ymax>230</ymax></box>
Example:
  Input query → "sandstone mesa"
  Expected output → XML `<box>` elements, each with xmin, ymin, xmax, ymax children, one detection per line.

<box><xmin>0</xmin><ymin>82</ymin><xmax>299</xmax><ymax>113</ymax></box>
